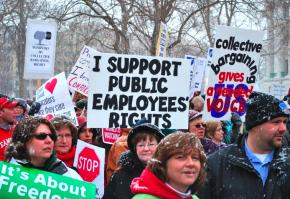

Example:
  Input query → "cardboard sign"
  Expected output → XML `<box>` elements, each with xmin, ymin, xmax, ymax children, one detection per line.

<box><xmin>186</xmin><ymin>55</ymin><xmax>206</xmax><ymax>99</ymax></box>
<box><xmin>73</xmin><ymin>140</ymin><xmax>105</xmax><ymax>198</ymax></box>
<box><xmin>87</xmin><ymin>53</ymin><xmax>191</xmax><ymax>129</ymax></box>
<box><xmin>24</xmin><ymin>19</ymin><xmax>57</xmax><ymax>79</ymax></box>
<box><xmin>36</xmin><ymin>72</ymin><xmax>78</xmax><ymax>125</ymax></box>
<box><xmin>204</xmin><ymin>26</ymin><xmax>264</xmax><ymax>121</ymax></box>
<box><xmin>67</xmin><ymin>46</ymin><xmax>98</xmax><ymax>96</ymax></box>
<box><xmin>102</xmin><ymin>128</ymin><xmax>122</xmax><ymax>144</ymax></box>
<box><xmin>0</xmin><ymin>161</ymin><xmax>96</xmax><ymax>199</ymax></box>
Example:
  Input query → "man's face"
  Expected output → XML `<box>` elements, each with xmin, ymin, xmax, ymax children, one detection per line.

<box><xmin>0</xmin><ymin>107</ymin><xmax>17</xmax><ymax>125</ymax></box>
<box><xmin>188</xmin><ymin>117</ymin><xmax>206</xmax><ymax>139</ymax></box>
<box><xmin>253</xmin><ymin>116</ymin><xmax>288</xmax><ymax>151</ymax></box>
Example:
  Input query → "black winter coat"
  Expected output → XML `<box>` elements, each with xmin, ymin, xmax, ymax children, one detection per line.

<box><xmin>199</xmin><ymin>134</ymin><xmax>290</xmax><ymax>199</ymax></box>
<box><xmin>102</xmin><ymin>151</ymin><xmax>145</xmax><ymax>199</ymax></box>
<box><xmin>280</xmin><ymin>156</ymin><xmax>290</xmax><ymax>199</ymax></box>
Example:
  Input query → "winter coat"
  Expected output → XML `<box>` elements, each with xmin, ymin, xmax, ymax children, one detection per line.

<box><xmin>132</xmin><ymin>194</ymin><xmax>199</xmax><ymax>199</ymax></box>
<box><xmin>131</xmin><ymin>167</ymin><xmax>199</xmax><ymax>199</ymax></box>
<box><xmin>9</xmin><ymin>156</ymin><xmax>82</xmax><ymax>181</ymax></box>
<box><xmin>199</xmin><ymin>134</ymin><xmax>290</xmax><ymax>199</ymax></box>
<box><xmin>106</xmin><ymin>135</ymin><xmax>128</xmax><ymax>184</ymax></box>
<box><xmin>103</xmin><ymin>150</ymin><xmax>145</xmax><ymax>199</ymax></box>
<box><xmin>281</xmin><ymin>156</ymin><xmax>290</xmax><ymax>199</ymax></box>
<box><xmin>200</xmin><ymin>137</ymin><xmax>220</xmax><ymax>155</ymax></box>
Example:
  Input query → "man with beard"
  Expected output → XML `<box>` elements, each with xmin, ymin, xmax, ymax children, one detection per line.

<box><xmin>0</xmin><ymin>97</ymin><xmax>17</xmax><ymax>161</ymax></box>
<box><xmin>200</xmin><ymin>92</ymin><xmax>290</xmax><ymax>199</ymax></box>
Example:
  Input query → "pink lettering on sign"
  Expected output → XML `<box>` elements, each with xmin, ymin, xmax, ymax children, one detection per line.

<box><xmin>68</xmin><ymin>76</ymin><xmax>88</xmax><ymax>95</ymax></box>
<box><xmin>102</xmin><ymin>128</ymin><xmax>122</xmax><ymax>144</ymax></box>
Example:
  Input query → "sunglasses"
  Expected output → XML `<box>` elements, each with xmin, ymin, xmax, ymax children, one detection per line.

<box><xmin>31</xmin><ymin>132</ymin><xmax>57</xmax><ymax>141</ymax></box>
<box><xmin>195</xmin><ymin>123</ymin><xmax>206</xmax><ymax>129</ymax></box>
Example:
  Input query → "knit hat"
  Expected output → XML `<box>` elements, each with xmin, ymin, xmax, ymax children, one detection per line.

<box><xmin>245</xmin><ymin>92</ymin><xmax>289</xmax><ymax>130</ymax></box>
<box><xmin>189</xmin><ymin>110</ymin><xmax>202</xmax><ymax>121</ymax></box>
<box><xmin>75</xmin><ymin>99</ymin><xmax>87</xmax><ymax>109</ymax></box>
<box><xmin>15</xmin><ymin>98</ymin><xmax>28</xmax><ymax>111</ymax></box>
<box><xmin>127</xmin><ymin>123</ymin><xmax>165</xmax><ymax>153</ymax></box>
<box><xmin>0</xmin><ymin>97</ymin><xmax>18</xmax><ymax>110</ymax></box>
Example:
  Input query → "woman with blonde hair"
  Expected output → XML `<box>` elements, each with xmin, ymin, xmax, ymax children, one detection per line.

<box><xmin>205</xmin><ymin>120</ymin><xmax>226</xmax><ymax>147</ymax></box>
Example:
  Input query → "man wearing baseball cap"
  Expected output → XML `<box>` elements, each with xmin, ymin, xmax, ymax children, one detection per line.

<box><xmin>200</xmin><ymin>92</ymin><xmax>290</xmax><ymax>199</ymax></box>
<box><xmin>0</xmin><ymin>97</ymin><xmax>18</xmax><ymax>161</ymax></box>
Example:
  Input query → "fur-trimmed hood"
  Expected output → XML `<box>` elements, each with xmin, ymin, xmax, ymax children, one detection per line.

<box><xmin>118</xmin><ymin>150</ymin><xmax>145</xmax><ymax>173</ymax></box>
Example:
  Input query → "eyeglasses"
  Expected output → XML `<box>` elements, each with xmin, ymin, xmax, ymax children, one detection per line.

<box><xmin>195</xmin><ymin>123</ymin><xmax>206</xmax><ymax>129</ymax></box>
<box><xmin>136</xmin><ymin>143</ymin><xmax>157</xmax><ymax>149</ymax></box>
<box><xmin>31</xmin><ymin>133</ymin><xmax>57</xmax><ymax>141</ymax></box>
<box><xmin>57</xmin><ymin>134</ymin><xmax>72</xmax><ymax>140</ymax></box>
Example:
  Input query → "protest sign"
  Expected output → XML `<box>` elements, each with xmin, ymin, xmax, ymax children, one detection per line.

<box><xmin>0</xmin><ymin>161</ymin><xmax>95</xmax><ymax>199</ymax></box>
<box><xmin>204</xmin><ymin>26</ymin><xmax>264</xmax><ymax>120</ymax></box>
<box><xmin>102</xmin><ymin>128</ymin><xmax>122</xmax><ymax>144</ymax></box>
<box><xmin>36</xmin><ymin>72</ymin><xmax>78</xmax><ymax>125</ymax></box>
<box><xmin>67</xmin><ymin>46</ymin><xmax>99</xmax><ymax>96</ymax></box>
<box><xmin>185</xmin><ymin>55</ymin><xmax>206</xmax><ymax>99</ymax></box>
<box><xmin>24</xmin><ymin>19</ymin><xmax>57</xmax><ymax>79</ymax></box>
<box><xmin>74</xmin><ymin>140</ymin><xmax>105</xmax><ymax>198</ymax></box>
<box><xmin>156</xmin><ymin>22</ymin><xmax>168</xmax><ymax>57</ymax></box>
<box><xmin>87</xmin><ymin>53</ymin><xmax>191</xmax><ymax>129</ymax></box>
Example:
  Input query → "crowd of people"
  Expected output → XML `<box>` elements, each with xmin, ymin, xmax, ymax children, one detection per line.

<box><xmin>0</xmin><ymin>88</ymin><xmax>290</xmax><ymax>199</ymax></box>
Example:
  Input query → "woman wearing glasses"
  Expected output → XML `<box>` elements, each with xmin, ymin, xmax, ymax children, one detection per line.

<box><xmin>51</xmin><ymin>116</ymin><xmax>78</xmax><ymax>168</ymax></box>
<box><xmin>5</xmin><ymin>117</ymin><xmax>82</xmax><ymax>180</ymax></box>
<box><xmin>188</xmin><ymin>110</ymin><xmax>220</xmax><ymax>155</ymax></box>
<box><xmin>103</xmin><ymin>123</ymin><xmax>165</xmax><ymax>199</ymax></box>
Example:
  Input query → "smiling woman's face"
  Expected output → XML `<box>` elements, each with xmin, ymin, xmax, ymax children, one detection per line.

<box><xmin>165</xmin><ymin>151</ymin><xmax>201</xmax><ymax>193</ymax></box>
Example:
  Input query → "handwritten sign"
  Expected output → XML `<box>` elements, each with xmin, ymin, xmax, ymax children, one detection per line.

<box><xmin>87</xmin><ymin>53</ymin><xmax>190</xmax><ymax>128</ymax></box>
<box><xmin>204</xmin><ymin>26</ymin><xmax>264</xmax><ymax>120</ymax></box>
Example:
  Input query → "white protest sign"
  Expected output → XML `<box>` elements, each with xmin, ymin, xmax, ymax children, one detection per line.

<box><xmin>73</xmin><ymin>140</ymin><xmax>105</xmax><ymax>198</ymax></box>
<box><xmin>36</xmin><ymin>72</ymin><xmax>78</xmax><ymax>125</ymax></box>
<box><xmin>67</xmin><ymin>46</ymin><xmax>99</xmax><ymax>96</ymax></box>
<box><xmin>204</xmin><ymin>26</ymin><xmax>264</xmax><ymax>121</ymax></box>
<box><xmin>87</xmin><ymin>53</ymin><xmax>190</xmax><ymax>129</ymax></box>
<box><xmin>0</xmin><ymin>161</ymin><xmax>96</xmax><ymax>199</ymax></box>
<box><xmin>156</xmin><ymin>22</ymin><xmax>168</xmax><ymax>57</ymax></box>
<box><xmin>24</xmin><ymin>19</ymin><xmax>57</xmax><ymax>79</ymax></box>
<box><xmin>185</xmin><ymin>55</ymin><xmax>206</xmax><ymax>99</ymax></box>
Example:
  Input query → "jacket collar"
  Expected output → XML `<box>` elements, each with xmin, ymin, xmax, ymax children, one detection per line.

<box><xmin>227</xmin><ymin>134</ymin><xmax>288</xmax><ymax>173</ymax></box>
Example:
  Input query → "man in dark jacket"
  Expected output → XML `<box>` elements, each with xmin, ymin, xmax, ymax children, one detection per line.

<box><xmin>200</xmin><ymin>91</ymin><xmax>290</xmax><ymax>199</ymax></box>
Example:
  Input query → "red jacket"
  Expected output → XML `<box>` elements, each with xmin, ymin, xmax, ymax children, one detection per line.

<box><xmin>131</xmin><ymin>168</ymin><xmax>192</xmax><ymax>199</ymax></box>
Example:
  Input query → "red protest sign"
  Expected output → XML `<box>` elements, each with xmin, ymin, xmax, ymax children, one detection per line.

<box><xmin>102</xmin><ymin>128</ymin><xmax>122</xmax><ymax>144</ymax></box>
<box><xmin>77</xmin><ymin>147</ymin><xmax>100</xmax><ymax>182</ymax></box>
